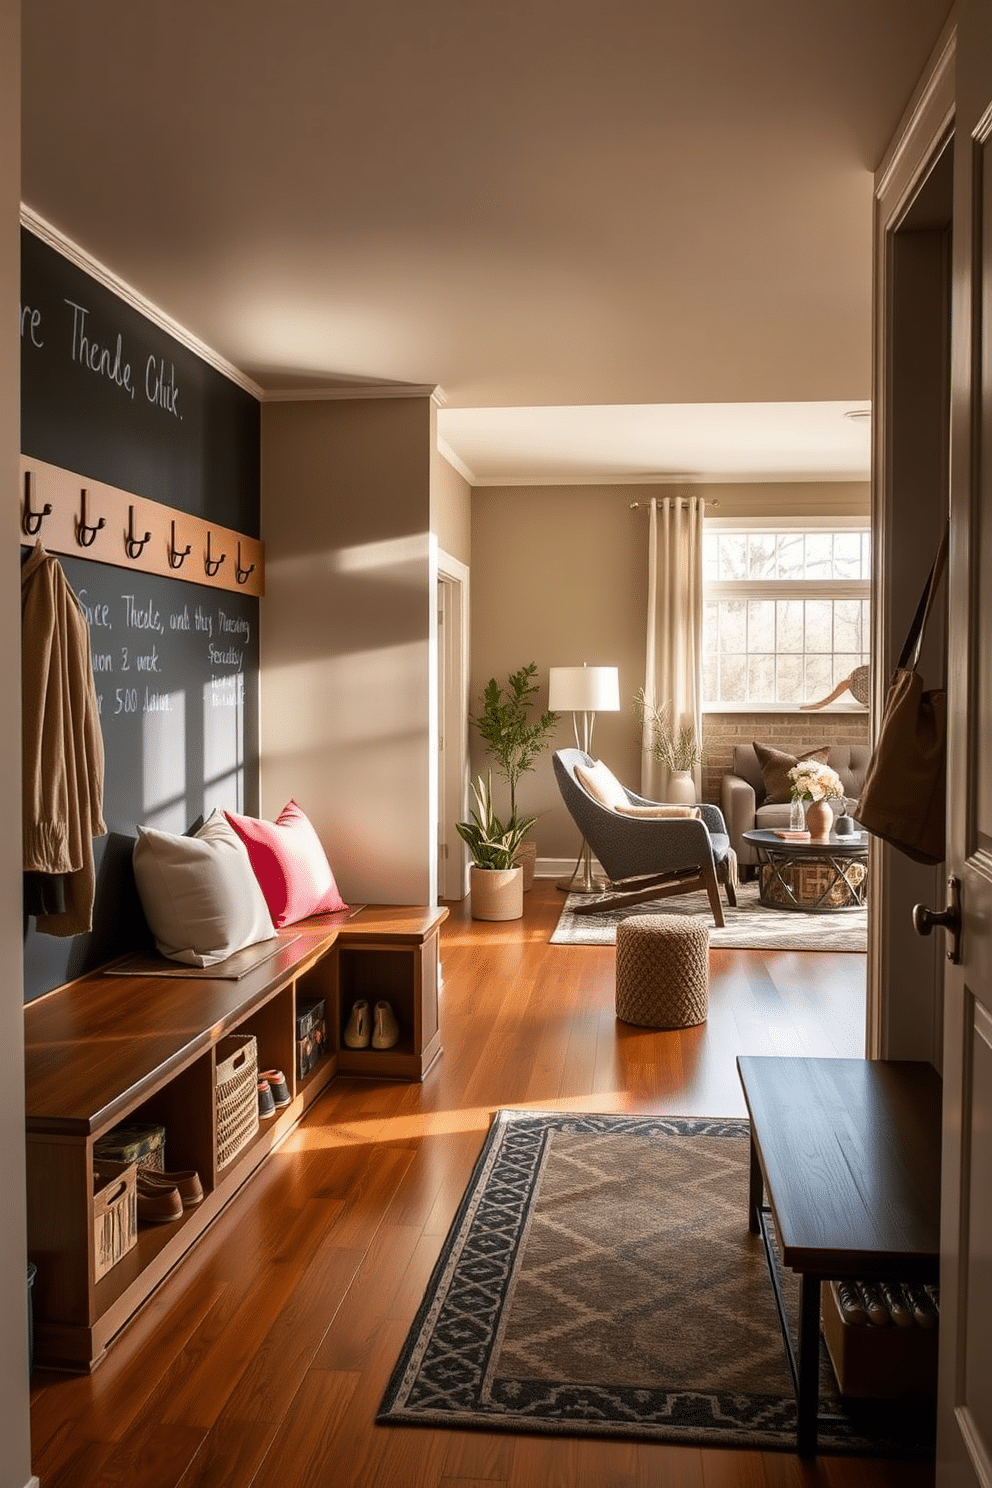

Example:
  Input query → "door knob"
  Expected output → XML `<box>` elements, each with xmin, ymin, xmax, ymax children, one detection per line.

<box><xmin>912</xmin><ymin>874</ymin><xmax>962</xmax><ymax>963</ymax></box>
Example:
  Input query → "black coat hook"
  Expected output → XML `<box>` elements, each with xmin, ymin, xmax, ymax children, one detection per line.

<box><xmin>76</xmin><ymin>488</ymin><xmax>106</xmax><ymax>548</ymax></box>
<box><xmin>125</xmin><ymin>506</ymin><xmax>153</xmax><ymax>561</ymax></box>
<box><xmin>168</xmin><ymin>520</ymin><xmax>192</xmax><ymax>570</ymax></box>
<box><xmin>235</xmin><ymin>542</ymin><xmax>256</xmax><ymax>585</ymax></box>
<box><xmin>22</xmin><ymin>472</ymin><xmax>52</xmax><ymax>537</ymax></box>
<box><xmin>204</xmin><ymin>532</ymin><xmax>226</xmax><ymax>577</ymax></box>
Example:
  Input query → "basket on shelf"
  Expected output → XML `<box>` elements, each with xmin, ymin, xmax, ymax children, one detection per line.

<box><xmin>92</xmin><ymin>1159</ymin><xmax>138</xmax><ymax>1280</ymax></box>
<box><xmin>215</xmin><ymin>1033</ymin><xmax>259</xmax><ymax>1168</ymax></box>
<box><xmin>93</xmin><ymin>1121</ymin><xmax>165</xmax><ymax>1171</ymax></box>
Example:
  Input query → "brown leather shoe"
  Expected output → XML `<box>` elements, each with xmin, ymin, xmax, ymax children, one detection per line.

<box><xmin>137</xmin><ymin>1166</ymin><xmax>204</xmax><ymax>1209</ymax></box>
<box><xmin>136</xmin><ymin>1174</ymin><xmax>183</xmax><ymax>1224</ymax></box>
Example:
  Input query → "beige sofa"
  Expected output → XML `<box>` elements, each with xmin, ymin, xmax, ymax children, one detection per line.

<box><xmin>720</xmin><ymin>742</ymin><xmax>870</xmax><ymax>873</ymax></box>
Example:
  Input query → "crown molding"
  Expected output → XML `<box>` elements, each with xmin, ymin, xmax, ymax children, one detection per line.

<box><xmin>20</xmin><ymin>205</ymin><xmax>265</xmax><ymax>401</ymax></box>
<box><xmin>262</xmin><ymin>382</ymin><xmax>439</xmax><ymax>403</ymax></box>
<box><xmin>437</xmin><ymin>436</ymin><xmax>475</xmax><ymax>484</ymax></box>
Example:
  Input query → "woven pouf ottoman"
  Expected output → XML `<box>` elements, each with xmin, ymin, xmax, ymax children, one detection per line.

<box><xmin>615</xmin><ymin>914</ymin><xmax>710</xmax><ymax>1028</ymax></box>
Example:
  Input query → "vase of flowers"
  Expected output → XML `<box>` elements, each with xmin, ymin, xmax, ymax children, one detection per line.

<box><xmin>788</xmin><ymin>760</ymin><xmax>845</xmax><ymax>840</ymax></box>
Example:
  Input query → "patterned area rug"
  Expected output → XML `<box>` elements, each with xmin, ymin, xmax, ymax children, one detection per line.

<box><xmin>550</xmin><ymin>879</ymin><xmax>867</xmax><ymax>951</ymax></box>
<box><xmin>379</xmin><ymin>1110</ymin><xmax>934</xmax><ymax>1457</ymax></box>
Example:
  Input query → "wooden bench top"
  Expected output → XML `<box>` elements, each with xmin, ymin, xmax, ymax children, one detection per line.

<box><xmin>737</xmin><ymin>1054</ymin><xmax>942</xmax><ymax>1276</ymax></box>
<box><xmin>24</xmin><ymin>904</ymin><xmax>447</xmax><ymax>1135</ymax></box>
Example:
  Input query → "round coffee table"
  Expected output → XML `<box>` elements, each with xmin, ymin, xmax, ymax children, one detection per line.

<box><xmin>742</xmin><ymin>829</ymin><xmax>869</xmax><ymax>913</ymax></box>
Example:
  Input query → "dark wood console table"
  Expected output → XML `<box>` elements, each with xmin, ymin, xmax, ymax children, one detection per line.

<box><xmin>736</xmin><ymin>1056</ymin><xmax>942</xmax><ymax>1457</ymax></box>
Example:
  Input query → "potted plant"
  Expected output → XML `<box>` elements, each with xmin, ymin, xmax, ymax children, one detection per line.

<box><xmin>635</xmin><ymin>689</ymin><xmax>703</xmax><ymax>803</ymax></box>
<box><xmin>457</xmin><ymin>773</ymin><xmax>537</xmax><ymax>921</ymax></box>
<box><xmin>470</xmin><ymin>663</ymin><xmax>558</xmax><ymax>889</ymax></box>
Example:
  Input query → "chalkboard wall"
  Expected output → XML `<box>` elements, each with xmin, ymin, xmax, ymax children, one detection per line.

<box><xmin>21</xmin><ymin>229</ymin><xmax>262</xmax><ymax>1001</ymax></box>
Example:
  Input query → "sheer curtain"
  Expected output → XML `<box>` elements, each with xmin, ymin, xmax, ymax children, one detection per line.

<box><xmin>642</xmin><ymin>495</ymin><xmax>705</xmax><ymax>799</ymax></box>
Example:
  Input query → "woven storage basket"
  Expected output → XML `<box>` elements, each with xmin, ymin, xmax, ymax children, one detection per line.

<box><xmin>761</xmin><ymin>859</ymin><xmax>867</xmax><ymax>910</ymax></box>
<box><xmin>92</xmin><ymin>1160</ymin><xmax>138</xmax><ymax>1280</ymax></box>
<box><xmin>215</xmin><ymin>1033</ymin><xmax>259</xmax><ymax>1168</ymax></box>
<box><xmin>615</xmin><ymin>914</ymin><xmax>709</xmax><ymax>1028</ymax></box>
<box><xmin>93</xmin><ymin>1121</ymin><xmax>165</xmax><ymax>1171</ymax></box>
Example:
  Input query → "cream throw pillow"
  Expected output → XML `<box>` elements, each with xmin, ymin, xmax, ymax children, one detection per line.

<box><xmin>133</xmin><ymin>808</ymin><xmax>277</xmax><ymax>967</ymax></box>
<box><xmin>575</xmin><ymin>759</ymin><xmax>628</xmax><ymax>810</ymax></box>
<box><xmin>615</xmin><ymin>804</ymin><xmax>701</xmax><ymax>818</ymax></box>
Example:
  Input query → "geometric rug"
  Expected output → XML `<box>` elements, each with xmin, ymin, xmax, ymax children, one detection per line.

<box><xmin>550</xmin><ymin>878</ymin><xmax>867</xmax><ymax>952</ymax></box>
<box><xmin>378</xmin><ymin>1110</ymin><xmax>934</xmax><ymax>1458</ymax></box>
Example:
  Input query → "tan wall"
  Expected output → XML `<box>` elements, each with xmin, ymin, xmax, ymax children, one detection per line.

<box><xmin>260</xmin><ymin>395</ymin><xmax>436</xmax><ymax>904</ymax></box>
<box><xmin>433</xmin><ymin>451</ymin><xmax>471</xmax><ymax>566</ymax></box>
<box><xmin>472</xmin><ymin>480</ymin><xmax>871</xmax><ymax>860</ymax></box>
<box><xmin>3</xmin><ymin>1</ymin><xmax>34</xmax><ymax>1481</ymax></box>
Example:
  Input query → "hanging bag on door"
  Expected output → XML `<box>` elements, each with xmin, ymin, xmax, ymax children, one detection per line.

<box><xmin>856</xmin><ymin>527</ymin><xmax>948</xmax><ymax>865</ymax></box>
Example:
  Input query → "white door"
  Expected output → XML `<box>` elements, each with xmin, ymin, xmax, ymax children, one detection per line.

<box><xmin>937</xmin><ymin>3</ymin><xmax>992</xmax><ymax>1481</ymax></box>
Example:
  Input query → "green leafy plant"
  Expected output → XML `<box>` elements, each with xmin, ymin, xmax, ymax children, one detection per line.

<box><xmin>635</xmin><ymin>689</ymin><xmax>703</xmax><ymax>773</ymax></box>
<box><xmin>470</xmin><ymin>663</ymin><xmax>559</xmax><ymax>817</ymax></box>
<box><xmin>456</xmin><ymin>773</ymin><xmax>537</xmax><ymax>870</ymax></box>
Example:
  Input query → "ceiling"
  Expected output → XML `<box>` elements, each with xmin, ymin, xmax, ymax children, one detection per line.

<box><xmin>20</xmin><ymin>1</ymin><xmax>952</xmax><ymax>486</ymax></box>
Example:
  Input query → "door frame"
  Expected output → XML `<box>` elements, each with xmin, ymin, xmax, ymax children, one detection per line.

<box><xmin>436</xmin><ymin>550</ymin><xmax>470</xmax><ymax>901</ymax></box>
<box><xmin>870</xmin><ymin>24</ymin><xmax>955</xmax><ymax>1063</ymax></box>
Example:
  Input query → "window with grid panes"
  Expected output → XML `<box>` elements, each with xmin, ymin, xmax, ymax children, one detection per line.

<box><xmin>702</xmin><ymin>524</ymin><xmax>870</xmax><ymax>708</ymax></box>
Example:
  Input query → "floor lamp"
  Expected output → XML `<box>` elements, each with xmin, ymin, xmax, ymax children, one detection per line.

<box><xmin>549</xmin><ymin>664</ymin><xmax>621</xmax><ymax>894</ymax></box>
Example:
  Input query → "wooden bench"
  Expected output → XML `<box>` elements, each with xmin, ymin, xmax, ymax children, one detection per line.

<box><xmin>24</xmin><ymin>905</ymin><xmax>446</xmax><ymax>1371</ymax></box>
<box><xmin>736</xmin><ymin>1055</ymin><xmax>942</xmax><ymax>1456</ymax></box>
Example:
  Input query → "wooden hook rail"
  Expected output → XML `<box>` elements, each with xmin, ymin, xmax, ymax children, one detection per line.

<box><xmin>19</xmin><ymin>456</ymin><xmax>265</xmax><ymax>597</ymax></box>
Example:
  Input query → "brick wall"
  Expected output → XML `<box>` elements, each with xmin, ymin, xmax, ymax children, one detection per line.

<box><xmin>701</xmin><ymin>712</ymin><xmax>871</xmax><ymax>803</ymax></box>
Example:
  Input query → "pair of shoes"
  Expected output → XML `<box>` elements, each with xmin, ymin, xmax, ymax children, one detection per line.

<box><xmin>136</xmin><ymin>1160</ymin><xmax>202</xmax><ymax>1208</ymax></box>
<box><xmin>343</xmin><ymin>1000</ymin><xmax>400</xmax><ymax>1050</ymax></box>
<box><xmin>258</xmin><ymin>1078</ymin><xmax>277</xmax><ymax>1118</ymax></box>
<box><xmin>259</xmin><ymin>1068</ymin><xmax>290</xmax><ymax>1107</ymax></box>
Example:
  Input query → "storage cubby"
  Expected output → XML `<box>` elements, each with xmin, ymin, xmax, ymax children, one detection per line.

<box><xmin>24</xmin><ymin>905</ymin><xmax>446</xmax><ymax>1370</ymax></box>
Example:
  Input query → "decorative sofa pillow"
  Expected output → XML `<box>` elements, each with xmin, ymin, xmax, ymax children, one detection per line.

<box><xmin>224</xmin><ymin>799</ymin><xmax>348</xmax><ymax>927</ymax></box>
<box><xmin>753</xmin><ymin>742</ymin><xmax>830</xmax><ymax>804</ymax></box>
<box><xmin>614</xmin><ymin>804</ymin><xmax>702</xmax><ymax>818</ymax></box>
<box><xmin>132</xmin><ymin>808</ymin><xmax>277</xmax><ymax>967</ymax></box>
<box><xmin>575</xmin><ymin>759</ymin><xmax>629</xmax><ymax>810</ymax></box>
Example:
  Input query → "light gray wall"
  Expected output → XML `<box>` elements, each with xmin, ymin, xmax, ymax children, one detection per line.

<box><xmin>2</xmin><ymin>2</ymin><xmax>35</xmax><ymax>1483</ymax></box>
<box><xmin>260</xmin><ymin>395</ymin><xmax>437</xmax><ymax>905</ymax></box>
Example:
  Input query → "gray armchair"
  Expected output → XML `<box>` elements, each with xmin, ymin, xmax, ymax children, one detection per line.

<box><xmin>552</xmin><ymin>749</ymin><xmax>737</xmax><ymax>926</ymax></box>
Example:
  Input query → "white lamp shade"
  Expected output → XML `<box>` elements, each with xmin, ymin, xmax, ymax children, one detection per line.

<box><xmin>549</xmin><ymin>665</ymin><xmax>620</xmax><ymax>713</ymax></box>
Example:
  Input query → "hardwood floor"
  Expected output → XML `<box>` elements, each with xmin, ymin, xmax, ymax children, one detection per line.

<box><xmin>29</xmin><ymin>884</ymin><xmax>931</xmax><ymax>1488</ymax></box>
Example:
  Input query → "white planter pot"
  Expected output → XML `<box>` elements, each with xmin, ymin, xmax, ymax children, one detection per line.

<box><xmin>470</xmin><ymin>864</ymin><xmax>524</xmax><ymax>921</ymax></box>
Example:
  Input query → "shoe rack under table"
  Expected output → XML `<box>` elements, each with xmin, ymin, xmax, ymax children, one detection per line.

<box><xmin>23</xmin><ymin>903</ymin><xmax>446</xmax><ymax>1372</ymax></box>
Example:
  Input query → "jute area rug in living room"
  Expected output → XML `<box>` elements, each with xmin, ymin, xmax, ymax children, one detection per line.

<box><xmin>378</xmin><ymin>1110</ymin><xmax>934</xmax><ymax>1458</ymax></box>
<box><xmin>550</xmin><ymin>879</ymin><xmax>867</xmax><ymax>952</ymax></box>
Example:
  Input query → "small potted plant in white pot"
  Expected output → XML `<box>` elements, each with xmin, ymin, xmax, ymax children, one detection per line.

<box><xmin>470</xmin><ymin>663</ymin><xmax>558</xmax><ymax>890</ymax></box>
<box><xmin>457</xmin><ymin>773</ymin><xmax>537</xmax><ymax>921</ymax></box>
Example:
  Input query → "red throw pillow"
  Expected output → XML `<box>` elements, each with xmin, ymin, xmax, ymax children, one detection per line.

<box><xmin>224</xmin><ymin>800</ymin><xmax>347</xmax><ymax>926</ymax></box>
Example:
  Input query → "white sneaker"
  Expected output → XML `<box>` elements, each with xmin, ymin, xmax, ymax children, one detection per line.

<box><xmin>372</xmin><ymin>1001</ymin><xmax>399</xmax><ymax>1049</ymax></box>
<box><xmin>343</xmin><ymin>1000</ymin><xmax>371</xmax><ymax>1049</ymax></box>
